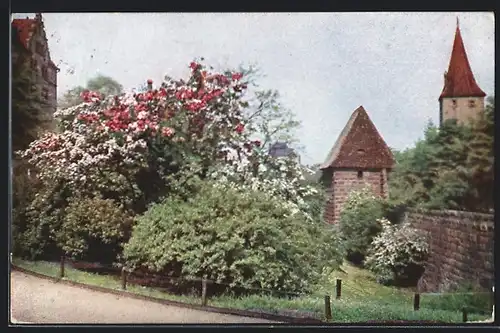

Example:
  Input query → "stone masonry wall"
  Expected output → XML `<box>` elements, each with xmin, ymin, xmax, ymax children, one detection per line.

<box><xmin>324</xmin><ymin>169</ymin><xmax>386</xmax><ymax>224</ymax></box>
<box><xmin>405</xmin><ymin>208</ymin><xmax>494</xmax><ymax>292</ymax></box>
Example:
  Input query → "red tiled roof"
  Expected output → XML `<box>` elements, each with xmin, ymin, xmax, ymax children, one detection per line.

<box><xmin>12</xmin><ymin>18</ymin><xmax>36</xmax><ymax>49</ymax></box>
<box><xmin>320</xmin><ymin>106</ymin><xmax>395</xmax><ymax>170</ymax></box>
<box><xmin>439</xmin><ymin>22</ymin><xmax>486</xmax><ymax>100</ymax></box>
<box><xmin>12</xmin><ymin>16</ymin><xmax>59</xmax><ymax>70</ymax></box>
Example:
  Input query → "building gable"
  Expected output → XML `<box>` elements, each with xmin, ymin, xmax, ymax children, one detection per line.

<box><xmin>320</xmin><ymin>106</ymin><xmax>395</xmax><ymax>170</ymax></box>
<box><xmin>12</xmin><ymin>15</ymin><xmax>58</xmax><ymax>70</ymax></box>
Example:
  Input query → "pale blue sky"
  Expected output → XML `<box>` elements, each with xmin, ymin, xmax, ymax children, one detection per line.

<box><xmin>13</xmin><ymin>12</ymin><xmax>495</xmax><ymax>165</ymax></box>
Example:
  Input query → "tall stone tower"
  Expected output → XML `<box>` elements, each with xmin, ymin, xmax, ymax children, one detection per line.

<box><xmin>439</xmin><ymin>18</ymin><xmax>486</xmax><ymax>126</ymax></box>
<box><xmin>320</xmin><ymin>106</ymin><xmax>395</xmax><ymax>224</ymax></box>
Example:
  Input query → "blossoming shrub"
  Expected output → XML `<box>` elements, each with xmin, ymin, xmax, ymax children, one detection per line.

<box><xmin>19</xmin><ymin>60</ymin><xmax>254</xmax><ymax>217</ymax></box>
<box><xmin>57</xmin><ymin>196</ymin><xmax>134</xmax><ymax>263</ymax></box>
<box><xmin>365</xmin><ymin>218</ymin><xmax>429</xmax><ymax>286</ymax></box>
<box><xmin>338</xmin><ymin>187</ymin><xmax>385</xmax><ymax>265</ymax></box>
<box><xmin>123</xmin><ymin>178</ymin><xmax>344</xmax><ymax>294</ymax></box>
<box><xmin>16</xmin><ymin>59</ymin><xmax>324</xmax><ymax>264</ymax></box>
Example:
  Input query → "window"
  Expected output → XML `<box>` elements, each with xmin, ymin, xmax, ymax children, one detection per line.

<box><xmin>469</xmin><ymin>100</ymin><xmax>476</xmax><ymax>108</ymax></box>
<box><xmin>35</xmin><ymin>41</ymin><xmax>44</xmax><ymax>55</ymax></box>
<box><xmin>357</xmin><ymin>171</ymin><xmax>363</xmax><ymax>179</ymax></box>
<box><xmin>41</xmin><ymin>88</ymin><xmax>49</xmax><ymax>101</ymax></box>
<box><xmin>41</xmin><ymin>66</ymin><xmax>48</xmax><ymax>80</ymax></box>
<box><xmin>452</xmin><ymin>99</ymin><xmax>457</xmax><ymax>108</ymax></box>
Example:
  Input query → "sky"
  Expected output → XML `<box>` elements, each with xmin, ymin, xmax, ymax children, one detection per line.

<box><xmin>13</xmin><ymin>12</ymin><xmax>495</xmax><ymax>165</ymax></box>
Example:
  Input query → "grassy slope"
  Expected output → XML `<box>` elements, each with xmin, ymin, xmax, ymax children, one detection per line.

<box><xmin>11</xmin><ymin>259</ymin><xmax>491</xmax><ymax>323</ymax></box>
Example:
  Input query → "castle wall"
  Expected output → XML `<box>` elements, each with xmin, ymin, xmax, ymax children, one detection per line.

<box><xmin>405</xmin><ymin>208</ymin><xmax>494</xmax><ymax>292</ymax></box>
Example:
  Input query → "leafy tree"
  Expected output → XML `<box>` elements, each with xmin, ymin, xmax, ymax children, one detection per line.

<box><xmin>123</xmin><ymin>177</ymin><xmax>344</xmax><ymax>294</ymax></box>
<box><xmin>338</xmin><ymin>187</ymin><xmax>385</xmax><ymax>265</ymax></box>
<box><xmin>86</xmin><ymin>74</ymin><xmax>124</xmax><ymax>97</ymax></box>
<box><xmin>465</xmin><ymin>96</ymin><xmax>494</xmax><ymax>212</ymax></box>
<box><xmin>57</xmin><ymin>86</ymin><xmax>85</xmax><ymax>109</ymax></box>
<box><xmin>58</xmin><ymin>74</ymin><xmax>123</xmax><ymax>109</ymax></box>
<box><xmin>17</xmin><ymin>60</ymin><xmax>323</xmax><ymax>262</ymax></box>
<box><xmin>388</xmin><ymin>100</ymin><xmax>494</xmax><ymax>213</ymax></box>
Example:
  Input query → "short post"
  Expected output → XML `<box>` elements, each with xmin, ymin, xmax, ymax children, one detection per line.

<box><xmin>59</xmin><ymin>255</ymin><xmax>65</xmax><ymax>279</ymax></box>
<box><xmin>336</xmin><ymin>279</ymin><xmax>342</xmax><ymax>299</ymax></box>
<box><xmin>413</xmin><ymin>293</ymin><xmax>420</xmax><ymax>311</ymax></box>
<box><xmin>492</xmin><ymin>286</ymin><xmax>495</xmax><ymax>322</ymax></box>
<box><xmin>462</xmin><ymin>308</ymin><xmax>468</xmax><ymax>323</ymax></box>
<box><xmin>324</xmin><ymin>295</ymin><xmax>332</xmax><ymax>320</ymax></box>
<box><xmin>121</xmin><ymin>267</ymin><xmax>127</xmax><ymax>290</ymax></box>
<box><xmin>201</xmin><ymin>277</ymin><xmax>208</xmax><ymax>306</ymax></box>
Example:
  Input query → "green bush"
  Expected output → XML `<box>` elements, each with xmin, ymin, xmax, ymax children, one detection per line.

<box><xmin>338</xmin><ymin>187</ymin><xmax>385</xmax><ymax>265</ymax></box>
<box><xmin>124</xmin><ymin>179</ymin><xmax>344</xmax><ymax>294</ymax></box>
<box><xmin>12</xmin><ymin>177</ymin><xmax>68</xmax><ymax>260</ymax></box>
<box><xmin>364</xmin><ymin>218</ymin><xmax>429</xmax><ymax>287</ymax></box>
<box><xmin>58</xmin><ymin>196</ymin><xmax>134</xmax><ymax>263</ymax></box>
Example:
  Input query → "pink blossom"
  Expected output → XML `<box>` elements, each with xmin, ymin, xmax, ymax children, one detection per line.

<box><xmin>161</xmin><ymin>127</ymin><xmax>175</xmax><ymax>137</ymax></box>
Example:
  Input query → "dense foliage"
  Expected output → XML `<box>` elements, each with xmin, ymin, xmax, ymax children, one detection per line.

<box><xmin>338</xmin><ymin>188</ymin><xmax>385</xmax><ymax>265</ymax></box>
<box><xmin>58</xmin><ymin>196</ymin><xmax>133</xmax><ymax>263</ymax></box>
<box><xmin>123</xmin><ymin>177</ymin><xmax>344</xmax><ymax>293</ymax></box>
<box><xmin>388</xmin><ymin>98</ymin><xmax>494</xmax><ymax>212</ymax></box>
<box><xmin>365</xmin><ymin>218</ymin><xmax>429</xmax><ymax>286</ymax></box>
<box><xmin>14</xmin><ymin>60</ymin><xmax>327</xmax><ymax>274</ymax></box>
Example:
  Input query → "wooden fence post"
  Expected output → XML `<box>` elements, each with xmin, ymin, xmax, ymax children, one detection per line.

<box><xmin>324</xmin><ymin>295</ymin><xmax>332</xmax><ymax>320</ymax></box>
<box><xmin>462</xmin><ymin>308</ymin><xmax>468</xmax><ymax>323</ymax></box>
<box><xmin>59</xmin><ymin>255</ymin><xmax>65</xmax><ymax>278</ymax></box>
<box><xmin>336</xmin><ymin>279</ymin><xmax>342</xmax><ymax>299</ymax></box>
<box><xmin>413</xmin><ymin>293</ymin><xmax>420</xmax><ymax>311</ymax></box>
<box><xmin>121</xmin><ymin>267</ymin><xmax>127</xmax><ymax>290</ymax></box>
<box><xmin>492</xmin><ymin>286</ymin><xmax>495</xmax><ymax>322</ymax></box>
<box><xmin>201</xmin><ymin>278</ymin><xmax>208</xmax><ymax>306</ymax></box>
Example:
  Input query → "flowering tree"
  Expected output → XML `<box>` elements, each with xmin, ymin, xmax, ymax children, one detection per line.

<box><xmin>365</xmin><ymin>218</ymin><xmax>429</xmax><ymax>286</ymax></box>
<box><xmin>19</xmin><ymin>60</ymin><xmax>319</xmax><ymax>220</ymax></box>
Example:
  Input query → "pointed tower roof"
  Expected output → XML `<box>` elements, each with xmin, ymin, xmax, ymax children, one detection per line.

<box><xmin>320</xmin><ymin>106</ymin><xmax>395</xmax><ymax>170</ymax></box>
<box><xmin>439</xmin><ymin>19</ymin><xmax>486</xmax><ymax>100</ymax></box>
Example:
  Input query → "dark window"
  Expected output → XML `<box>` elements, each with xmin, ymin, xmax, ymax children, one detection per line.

<box><xmin>357</xmin><ymin>171</ymin><xmax>363</xmax><ymax>179</ymax></box>
<box><xmin>469</xmin><ymin>100</ymin><xmax>476</xmax><ymax>108</ymax></box>
<box><xmin>41</xmin><ymin>88</ymin><xmax>49</xmax><ymax>101</ymax></box>
<box><xmin>452</xmin><ymin>99</ymin><xmax>457</xmax><ymax>108</ymax></box>
<box><xmin>35</xmin><ymin>41</ymin><xmax>44</xmax><ymax>55</ymax></box>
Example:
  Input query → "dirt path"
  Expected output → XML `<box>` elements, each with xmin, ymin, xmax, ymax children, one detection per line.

<box><xmin>10</xmin><ymin>271</ymin><xmax>280</xmax><ymax>324</ymax></box>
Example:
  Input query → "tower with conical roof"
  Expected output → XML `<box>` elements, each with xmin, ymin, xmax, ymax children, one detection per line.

<box><xmin>439</xmin><ymin>18</ymin><xmax>486</xmax><ymax>126</ymax></box>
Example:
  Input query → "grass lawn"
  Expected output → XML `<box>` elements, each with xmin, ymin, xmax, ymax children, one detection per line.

<box><xmin>11</xmin><ymin>258</ymin><xmax>492</xmax><ymax>323</ymax></box>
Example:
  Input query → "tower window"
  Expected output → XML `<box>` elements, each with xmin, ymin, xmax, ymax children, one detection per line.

<box><xmin>468</xmin><ymin>100</ymin><xmax>476</xmax><ymax>108</ymax></box>
<box><xmin>42</xmin><ymin>88</ymin><xmax>49</xmax><ymax>101</ymax></box>
<box><xmin>357</xmin><ymin>171</ymin><xmax>363</xmax><ymax>179</ymax></box>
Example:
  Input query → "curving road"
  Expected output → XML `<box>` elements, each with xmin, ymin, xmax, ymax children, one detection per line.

<box><xmin>10</xmin><ymin>271</ymin><xmax>279</xmax><ymax>324</ymax></box>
